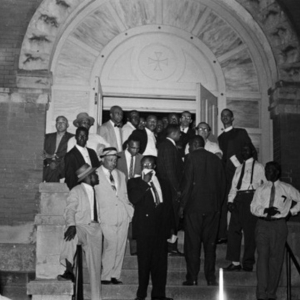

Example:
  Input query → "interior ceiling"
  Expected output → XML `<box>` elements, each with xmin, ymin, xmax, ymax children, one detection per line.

<box><xmin>277</xmin><ymin>0</ymin><xmax>300</xmax><ymax>38</ymax></box>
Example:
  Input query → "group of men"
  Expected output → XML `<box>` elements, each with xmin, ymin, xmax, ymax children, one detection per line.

<box><xmin>43</xmin><ymin>106</ymin><xmax>300</xmax><ymax>300</ymax></box>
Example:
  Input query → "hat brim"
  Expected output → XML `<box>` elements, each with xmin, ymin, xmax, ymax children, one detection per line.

<box><xmin>77</xmin><ymin>167</ymin><xmax>97</xmax><ymax>182</ymax></box>
<box><xmin>73</xmin><ymin>116</ymin><xmax>95</xmax><ymax>127</ymax></box>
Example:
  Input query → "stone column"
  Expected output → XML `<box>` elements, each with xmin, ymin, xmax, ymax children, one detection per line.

<box><xmin>268</xmin><ymin>80</ymin><xmax>300</xmax><ymax>223</ymax></box>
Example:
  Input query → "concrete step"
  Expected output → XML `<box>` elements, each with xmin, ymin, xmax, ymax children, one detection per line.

<box><xmin>0</xmin><ymin>271</ymin><xmax>35</xmax><ymax>300</ymax></box>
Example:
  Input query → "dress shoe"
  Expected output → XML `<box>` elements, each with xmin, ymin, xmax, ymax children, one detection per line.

<box><xmin>111</xmin><ymin>278</ymin><xmax>123</xmax><ymax>284</ymax></box>
<box><xmin>243</xmin><ymin>266</ymin><xmax>253</xmax><ymax>272</ymax></box>
<box><xmin>224</xmin><ymin>263</ymin><xmax>241</xmax><ymax>271</ymax></box>
<box><xmin>216</xmin><ymin>238</ymin><xmax>227</xmax><ymax>244</ymax></box>
<box><xmin>134</xmin><ymin>298</ymin><xmax>145</xmax><ymax>300</ymax></box>
<box><xmin>57</xmin><ymin>270</ymin><xmax>75</xmax><ymax>282</ymax></box>
<box><xmin>101</xmin><ymin>280</ymin><xmax>111</xmax><ymax>284</ymax></box>
<box><xmin>207</xmin><ymin>280</ymin><xmax>218</xmax><ymax>286</ymax></box>
<box><xmin>131</xmin><ymin>252</ymin><xmax>137</xmax><ymax>256</ymax></box>
<box><xmin>168</xmin><ymin>249</ymin><xmax>184</xmax><ymax>256</ymax></box>
<box><xmin>182</xmin><ymin>280</ymin><xmax>197</xmax><ymax>286</ymax></box>
<box><xmin>151</xmin><ymin>298</ymin><xmax>173</xmax><ymax>300</ymax></box>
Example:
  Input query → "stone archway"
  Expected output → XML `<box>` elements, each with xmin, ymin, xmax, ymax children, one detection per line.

<box><xmin>19</xmin><ymin>0</ymin><xmax>290</xmax><ymax>163</ymax></box>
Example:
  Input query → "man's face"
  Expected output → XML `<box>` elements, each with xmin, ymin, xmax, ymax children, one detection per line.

<box><xmin>197</xmin><ymin>123</ymin><xmax>210</xmax><ymax>140</ymax></box>
<box><xmin>110</xmin><ymin>107</ymin><xmax>123</xmax><ymax>124</ymax></box>
<box><xmin>138</xmin><ymin>118</ymin><xmax>146</xmax><ymax>130</ymax></box>
<box><xmin>221</xmin><ymin>110</ymin><xmax>234</xmax><ymax>127</ymax></box>
<box><xmin>78</xmin><ymin>118</ymin><xmax>91</xmax><ymax>130</ymax></box>
<box><xmin>127</xmin><ymin>140</ymin><xmax>140</xmax><ymax>156</ymax></box>
<box><xmin>241</xmin><ymin>145</ymin><xmax>253</xmax><ymax>161</ymax></box>
<box><xmin>56</xmin><ymin>117</ymin><xmax>68</xmax><ymax>133</ymax></box>
<box><xmin>156</xmin><ymin>120</ymin><xmax>164</xmax><ymax>133</ymax></box>
<box><xmin>265</xmin><ymin>164</ymin><xmax>280</xmax><ymax>182</ymax></box>
<box><xmin>146</xmin><ymin>116</ymin><xmax>157</xmax><ymax>132</ymax></box>
<box><xmin>142</xmin><ymin>158</ymin><xmax>155</xmax><ymax>170</ymax></box>
<box><xmin>162</xmin><ymin>117</ymin><xmax>169</xmax><ymax>129</ymax></box>
<box><xmin>129</xmin><ymin>112</ymin><xmax>140</xmax><ymax>127</ymax></box>
<box><xmin>180</xmin><ymin>112</ymin><xmax>192</xmax><ymax>128</ymax></box>
<box><xmin>103</xmin><ymin>155</ymin><xmax>118</xmax><ymax>172</ymax></box>
<box><xmin>89</xmin><ymin>171</ymin><xmax>99</xmax><ymax>187</ymax></box>
<box><xmin>168</xmin><ymin>114</ymin><xmax>179</xmax><ymax>125</ymax></box>
<box><xmin>75</xmin><ymin>130</ymin><xmax>88</xmax><ymax>147</ymax></box>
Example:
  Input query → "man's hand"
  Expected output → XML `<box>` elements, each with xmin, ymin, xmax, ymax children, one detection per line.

<box><xmin>227</xmin><ymin>202</ymin><xmax>236</xmax><ymax>213</ymax></box>
<box><xmin>264</xmin><ymin>206</ymin><xmax>280</xmax><ymax>217</ymax></box>
<box><xmin>64</xmin><ymin>226</ymin><xmax>76</xmax><ymax>241</ymax></box>
<box><xmin>178</xmin><ymin>207</ymin><xmax>184</xmax><ymax>219</ymax></box>
<box><xmin>143</xmin><ymin>171</ymin><xmax>153</xmax><ymax>183</ymax></box>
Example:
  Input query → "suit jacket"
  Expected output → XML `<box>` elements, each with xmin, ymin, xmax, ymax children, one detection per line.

<box><xmin>177</xmin><ymin>128</ymin><xmax>195</xmax><ymax>158</ymax></box>
<box><xmin>64</xmin><ymin>184</ymin><xmax>98</xmax><ymax>226</ymax></box>
<box><xmin>181</xmin><ymin>148</ymin><xmax>226</xmax><ymax>214</ymax></box>
<box><xmin>157</xmin><ymin>138</ymin><xmax>183</xmax><ymax>196</ymax></box>
<box><xmin>64</xmin><ymin>146</ymin><xmax>100</xmax><ymax>190</ymax></box>
<box><xmin>99</xmin><ymin>120</ymin><xmax>122</xmax><ymax>151</ymax></box>
<box><xmin>218</xmin><ymin>128</ymin><xmax>255</xmax><ymax>183</ymax></box>
<box><xmin>116</xmin><ymin>151</ymin><xmax>143</xmax><ymax>182</ymax></box>
<box><xmin>43</xmin><ymin>131</ymin><xmax>74</xmax><ymax>182</ymax></box>
<box><xmin>94</xmin><ymin>166</ymin><xmax>134</xmax><ymax>226</ymax></box>
<box><xmin>127</xmin><ymin>176</ymin><xmax>169</xmax><ymax>239</ymax></box>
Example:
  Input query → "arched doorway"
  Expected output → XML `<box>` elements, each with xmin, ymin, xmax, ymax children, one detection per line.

<box><xmin>20</xmin><ymin>0</ymin><xmax>278</xmax><ymax>163</ymax></box>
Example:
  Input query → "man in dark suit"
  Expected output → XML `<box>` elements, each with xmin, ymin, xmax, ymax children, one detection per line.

<box><xmin>217</xmin><ymin>108</ymin><xmax>256</xmax><ymax>243</ymax></box>
<box><xmin>128</xmin><ymin>156</ymin><xmax>173</xmax><ymax>300</ymax></box>
<box><xmin>157</xmin><ymin>124</ymin><xmax>183</xmax><ymax>256</ymax></box>
<box><xmin>64</xmin><ymin>127</ymin><xmax>100</xmax><ymax>190</ymax></box>
<box><xmin>43</xmin><ymin>116</ymin><xmax>74</xmax><ymax>182</ymax></box>
<box><xmin>180</xmin><ymin>136</ymin><xmax>226</xmax><ymax>286</ymax></box>
<box><xmin>178</xmin><ymin>111</ymin><xmax>195</xmax><ymax>158</ymax></box>
<box><xmin>116</xmin><ymin>136</ymin><xmax>143</xmax><ymax>255</ymax></box>
<box><xmin>98</xmin><ymin>106</ymin><xmax>124</xmax><ymax>152</ymax></box>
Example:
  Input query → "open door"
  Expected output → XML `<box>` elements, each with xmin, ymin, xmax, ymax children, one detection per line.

<box><xmin>94</xmin><ymin>76</ymin><xmax>103</xmax><ymax>133</ymax></box>
<box><xmin>195</xmin><ymin>83</ymin><xmax>218</xmax><ymax>136</ymax></box>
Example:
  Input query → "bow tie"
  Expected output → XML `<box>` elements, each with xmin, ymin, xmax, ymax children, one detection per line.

<box><xmin>114</xmin><ymin>123</ymin><xmax>121</xmax><ymax>128</ymax></box>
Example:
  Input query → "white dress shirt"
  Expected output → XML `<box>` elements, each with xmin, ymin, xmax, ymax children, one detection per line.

<box><xmin>143</xmin><ymin>127</ymin><xmax>157</xmax><ymax>156</ymax></box>
<box><xmin>125</xmin><ymin>149</ymin><xmax>136</xmax><ymax>176</ymax></box>
<box><xmin>101</xmin><ymin>166</ymin><xmax>119</xmax><ymax>194</ymax></box>
<box><xmin>140</xmin><ymin>169</ymin><xmax>163</xmax><ymax>204</ymax></box>
<box><xmin>75</xmin><ymin>144</ymin><xmax>91</xmax><ymax>166</ymax></box>
<box><xmin>228</xmin><ymin>158</ymin><xmax>266</xmax><ymax>203</ymax></box>
<box><xmin>250</xmin><ymin>180</ymin><xmax>300</xmax><ymax>218</ymax></box>
<box><xmin>82</xmin><ymin>183</ymin><xmax>99</xmax><ymax>222</ymax></box>
<box><xmin>110</xmin><ymin>120</ymin><xmax>123</xmax><ymax>152</ymax></box>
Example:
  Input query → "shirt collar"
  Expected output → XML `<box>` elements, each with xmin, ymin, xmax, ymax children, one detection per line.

<box><xmin>76</xmin><ymin>144</ymin><xmax>87</xmax><ymax>151</ymax></box>
<box><xmin>166</xmin><ymin>137</ymin><xmax>176</xmax><ymax>146</ymax></box>
<box><xmin>244</xmin><ymin>157</ymin><xmax>254</xmax><ymax>164</ymax></box>
<box><xmin>224</xmin><ymin>126</ymin><xmax>233</xmax><ymax>132</ymax></box>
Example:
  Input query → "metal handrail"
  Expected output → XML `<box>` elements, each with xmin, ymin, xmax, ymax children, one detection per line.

<box><xmin>285</xmin><ymin>242</ymin><xmax>300</xmax><ymax>300</ymax></box>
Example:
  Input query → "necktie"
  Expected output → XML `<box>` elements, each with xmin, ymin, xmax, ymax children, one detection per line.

<box><xmin>109</xmin><ymin>172</ymin><xmax>117</xmax><ymax>191</ymax></box>
<box><xmin>150</xmin><ymin>182</ymin><xmax>160</xmax><ymax>206</ymax></box>
<box><xmin>129</xmin><ymin>155</ymin><xmax>134</xmax><ymax>179</ymax></box>
<box><xmin>92</xmin><ymin>188</ymin><xmax>98</xmax><ymax>222</ymax></box>
<box><xmin>268</xmin><ymin>183</ymin><xmax>275</xmax><ymax>208</ymax></box>
<box><xmin>236</xmin><ymin>162</ymin><xmax>245</xmax><ymax>190</ymax></box>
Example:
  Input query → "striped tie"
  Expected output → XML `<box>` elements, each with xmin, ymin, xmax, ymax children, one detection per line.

<box><xmin>109</xmin><ymin>172</ymin><xmax>116</xmax><ymax>191</ymax></box>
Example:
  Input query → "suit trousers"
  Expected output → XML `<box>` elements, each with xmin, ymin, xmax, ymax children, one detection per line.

<box><xmin>136</xmin><ymin>234</ymin><xmax>168</xmax><ymax>299</ymax></box>
<box><xmin>255</xmin><ymin>218</ymin><xmax>287</xmax><ymax>300</ymax></box>
<box><xmin>226</xmin><ymin>192</ymin><xmax>257</xmax><ymax>268</ymax></box>
<box><xmin>101</xmin><ymin>219</ymin><xmax>129</xmax><ymax>280</ymax></box>
<box><xmin>218</xmin><ymin>178</ymin><xmax>231</xmax><ymax>240</ymax></box>
<box><xmin>184</xmin><ymin>211</ymin><xmax>219</xmax><ymax>283</ymax></box>
<box><xmin>59</xmin><ymin>223</ymin><xmax>102</xmax><ymax>300</ymax></box>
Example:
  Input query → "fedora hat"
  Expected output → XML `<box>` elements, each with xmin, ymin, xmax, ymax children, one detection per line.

<box><xmin>100</xmin><ymin>147</ymin><xmax>121</xmax><ymax>158</ymax></box>
<box><xmin>76</xmin><ymin>163</ymin><xmax>97</xmax><ymax>182</ymax></box>
<box><xmin>73</xmin><ymin>112</ymin><xmax>95</xmax><ymax>127</ymax></box>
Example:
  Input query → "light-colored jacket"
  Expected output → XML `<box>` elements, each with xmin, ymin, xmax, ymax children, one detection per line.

<box><xmin>95</xmin><ymin>166</ymin><xmax>134</xmax><ymax>225</ymax></box>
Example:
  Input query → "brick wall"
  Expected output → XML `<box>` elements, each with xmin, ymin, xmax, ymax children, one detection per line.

<box><xmin>0</xmin><ymin>0</ymin><xmax>42</xmax><ymax>88</ymax></box>
<box><xmin>0</xmin><ymin>92</ymin><xmax>46</xmax><ymax>225</ymax></box>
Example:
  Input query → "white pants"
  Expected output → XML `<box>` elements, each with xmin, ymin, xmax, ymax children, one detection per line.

<box><xmin>101</xmin><ymin>219</ymin><xmax>130</xmax><ymax>280</ymax></box>
<box><xmin>60</xmin><ymin>223</ymin><xmax>102</xmax><ymax>300</ymax></box>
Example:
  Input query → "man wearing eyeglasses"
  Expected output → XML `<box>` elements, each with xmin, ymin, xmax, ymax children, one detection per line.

<box><xmin>197</xmin><ymin>122</ymin><xmax>222</xmax><ymax>159</ymax></box>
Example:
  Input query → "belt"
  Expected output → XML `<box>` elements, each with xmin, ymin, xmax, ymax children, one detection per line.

<box><xmin>237</xmin><ymin>190</ymin><xmax>255</xmax><ymax>194</ymax></box>
<box><xmin>258</xmin><ymin>217</ymin><xmax>285</xmax><ymax>222</ymax></box>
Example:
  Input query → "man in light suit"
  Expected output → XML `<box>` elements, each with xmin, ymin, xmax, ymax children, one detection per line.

<box><xmin>94</xmin><ymin>147</ymin><xmax>134</xmax><ymax>284</ymax></box>
<box><xmin>43</xmin><ymin>116</ymin><xmax>74</xmax><ymax>182</ymax></box>
<box><xmin>65</xmin><ymin>127</ymin><xmax>100</xmax><ymax>190</ymax></box>
<box><xmin>117</xmin><ymin>136</ymin><xmax>143</xmax><ymax>255</ymax></box>
<box><xmin>58</xmin><ymin>163</ymin><xmax>102</xmax><ymax>300</ymax></box>
<box><xmin>98</xmin><ymin>106</ymin><xmax>124</xmax><ymax>152</ymax></box>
